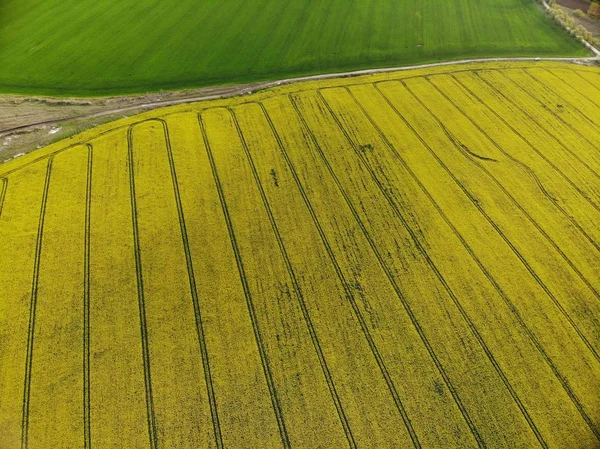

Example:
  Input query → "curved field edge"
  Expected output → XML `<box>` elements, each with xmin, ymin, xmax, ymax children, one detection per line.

<box><xmin>1</xmin><ymin>60</ymin><xmax>597</xmax><ymax>176</ymax></box>
<box><xmin>0</xmin><ymin>0</ymin><xmax>590</xmax><ymax>96</ymax></box>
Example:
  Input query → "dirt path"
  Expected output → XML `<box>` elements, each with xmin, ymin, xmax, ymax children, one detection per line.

<box><xmin>1</xmin><ymin>54</ymin><xmax>598</xmax><ymax>162</ymax></box>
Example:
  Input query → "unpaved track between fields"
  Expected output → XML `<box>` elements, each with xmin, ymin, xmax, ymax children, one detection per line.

<box><xmin>0</xmin><ymin>55</ymin><xmax>598</xmax><ymax>162</ymax></box>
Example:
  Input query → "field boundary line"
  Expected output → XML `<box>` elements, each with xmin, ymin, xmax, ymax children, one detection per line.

<box><xmin>448</xmin><ymin>73</ymin><xmax>600</xmax><ymax>216</ymax></box>
<box><xmin>385</xmin><ymin>80</ymin><xmax>600</xmax><ymax>365</ymax></box>
<box><xmin>127</xmin><ymin>125</ymin><xmax>158</xmax><ymax>449</ymax></box>
<box><xmin>292</xmin><ymin>65</ymin><xmax>593</xmax><ymax>99</ymax></box>
<box><xmin>261</xmin><ymin>99</ymin><xmax>423</xmax><ymax>449</ymax></box>
<box><xmin>492</xmin><ymin>70</ymin><xmax>600</xmax><ymax>165</ymax></box>
<box><xmin>341</xmin><ymin>84</ymin><xmax>600</xmax><ymax>442</ymax></box>
<box><xmin>0</xmin><ymin>177</ymin><xmax>7</xmax><ymax>220</ymax></box>
<box><xmin>155</xmin><ymin>117</ymin><xmax>224</xmax><ymax>449</ymax></box>
<box><xmin>1</xmin><ymin>58</ymin><xmax>597</xmax><ymax>139</ymax></box>
<box><xmin>0</xmin><ymin>64</ymin><xmax>596</xmax><ymax>177</ymax></box>
<box><xmin>21</xmin><ymin>156</ymin><xmax>53</xmax><ymax>449</ymax></box>
<box><xmin>229</xmin><ymin>106</ymin><xmax>357</xmax><ymax>449</ymax></box>
<box><xmin>197</xmin><ymin>112</ymin><xmax>291</xmax><ymax>449</ymax></box>
<box><xmin>83</xmin><ymin>143</ymin><xmax>92</xmax><ymax>449</ymax></box>
<box><xmin>316</xmin><ymin>87</ymin><xmax>548</xmax><ymax>449</ymax></box>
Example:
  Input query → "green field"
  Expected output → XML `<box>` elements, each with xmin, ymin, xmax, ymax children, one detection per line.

<box><xmin>0</xmin><ymin>0</ymin><xmax>589</xmax><ymax>96</ymax></box>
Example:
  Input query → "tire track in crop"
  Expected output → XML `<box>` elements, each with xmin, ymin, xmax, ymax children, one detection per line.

<box><xmin>542</xmin><ymin>69</ymin><xmax>600</xmax><ymax>110</ymax></box>
<box><xmin>0</xmin><ymin>178</ymin><xmax>8</xmax><ymax>220</ymax></box>
<box><xmin>490</xmin><ymin>70</ymin><xmax>600</xmax><ymax>159</ymax></box>
<box><xmin>0</xmin><ymin>113</ymin><xmax>186</xmax><ymax>178</ymax></box>
<box><xmin>83</xmin><ymin>143</ymin><xmax>93</xmax><ymax>449</ymax></box>
<box><xmin>524</xmin><ymin>69</ymin><xmax>600</xmax><ymax>127</ymax></box>
<box><xmin>473</xmin><ymin>72</ymin><xmax>600</xmax><ymax>182</ymax></box>
<box><xmin>449</xmin><ymin>73</ymin><xmax>600</xmax><ymax>215</ymax></box>
<box><xmin>404</xmin><ymin>78</ymin><xmax>600</xmax><ymax>342</ymax></box>
<box><xmin>228</xmin><ymin>107</ymin><xmax>356</xmax><ymax>449</ymax></box>
<box><xmin>126</xmin><ymin>124</ymin><xmax>158</xmax><ymax>449</ymax></box>
<box><xmin>197</xmin><ymin>113</ymin><xmax>291</xmax><ymax>449</ymax></box>
<box><xmin>315</xmin><ymin>88</ymin><xmax>547</xmax><ymax>449</ymax></box>
<box><xmin>21</xmin><ymin>157</ymin><xmax>53</xmax><ymax>449</ymax></box>
<box><xmin>427</xmin><ymin>79</ymin><xmax>600</xmax><ymax>263</ymax></box>
<box><xmin>0</xmin><ymin>126</ymin><xmax>130</xmax><ymax>178</ymax></box>
<box><xmin>426</xmin><ymin>82</ymin><xmax>600</xmax><ymax>299</ymax></box>
<box><xmin>282</xmin><ymin>88</ymin><xmax>487</xmax><ymax>448</ymax></box>
<box><xmin>434</xmin><ymin>117</ymin><xmax>600</xmax><ymax>364</ymax></box>
<box><xmin>0</xmin><ymin>65</ymin><xmax>589</xmax><ymax>179</ymax></box>
<box><xmin>0</xmin><ymin>64</ymin><xmax>582</xmax><ymax>174</ymax></box>
<box><xmin>455</xmin><ymin>145</ymin><xmax>497</xmax><ymax>162</ymax></box>
<box><xmin>1</xmin><ymin>62</ymin><xmax>591</xmax><ymax>138</ymax></box>
<box><xmin>153</xmin><ymin>118</ymin><xmax>223</xmax><ymax>449</ymax></box>
<box><xmin>343</xmin><ymin>86</ymin><xmax>600</xmax><ymax>443</ymax></box>
<box><xmin>571</xmin><ymin>70</ymin><xmax>600</xmax><ymax>96</ymax></box>
<box><xmin>385</xmin><ymin>82</ymin><xmax>600</xmax><ymax>366</ymax></box>
<box><xmin>260</xmin><ymin>99</ymin><xmax>423</xmax><ymax>449</ymax></box>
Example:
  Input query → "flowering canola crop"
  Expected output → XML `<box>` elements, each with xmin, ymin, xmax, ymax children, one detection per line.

<box><xmin>1</xmin><ymin>61</ymin><xmax>599</xmax><ymax>449</ymax></box>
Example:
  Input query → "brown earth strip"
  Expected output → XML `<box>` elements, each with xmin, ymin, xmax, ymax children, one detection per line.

<box><xmin>555</xmin><ymin>0</ymin><xmax>591</xmax><ymax>11</ymax></box>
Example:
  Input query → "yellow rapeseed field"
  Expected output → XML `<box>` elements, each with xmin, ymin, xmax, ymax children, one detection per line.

<box><xmin>1</xmin><ymin>61</ymin><xmax>599</xmax><ymax>449</ymax></box>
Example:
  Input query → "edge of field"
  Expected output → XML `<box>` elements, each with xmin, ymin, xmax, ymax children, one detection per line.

<box><xmin>1</xmin><ymin>55</ymin><xmax>598</xmax><ymax>163</ymax></box>
<box><xmin>1</xmin><ymin>59</ymin><xmax>598</xmax><ymax>177</ymax></box>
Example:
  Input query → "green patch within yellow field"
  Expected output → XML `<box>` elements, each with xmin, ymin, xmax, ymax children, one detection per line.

<box><xmin>1</xmin><ymin>61</ymin><xmax>600</xmax><ymax>448</ymax></box>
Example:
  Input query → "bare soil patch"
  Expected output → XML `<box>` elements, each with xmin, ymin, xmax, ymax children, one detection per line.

<box><xmin>0</xmin><ymin>82</ymin><xmax>262</xmax><ymax>162</ymax></box>
<box><xmin>555</xmin><ymin>4</ymin><xmax>600</xmax><ymax>40</ymax></box>
<box><xmin>555</xmin><ymin>0</ymin><xmax>591</xmax><ymax>11</ymax></box>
